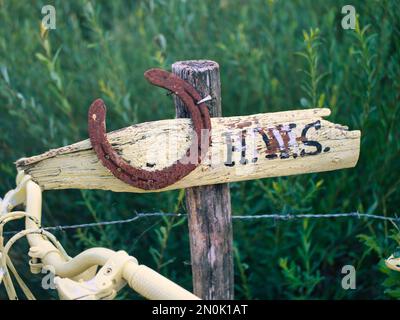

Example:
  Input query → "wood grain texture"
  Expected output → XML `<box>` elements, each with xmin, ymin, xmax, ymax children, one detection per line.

<box><xmin>173</xmin><ymin>60</ymin><xmax>233</xmax><ymax>300</ymax></box>
<box><xmin>15</xmin><ymin>108</ymin><xmax>361</xmax><ymax>193</ymax></box>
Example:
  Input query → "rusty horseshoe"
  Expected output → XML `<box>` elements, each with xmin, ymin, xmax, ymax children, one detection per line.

<box><xmin>88</xmin><ymin>68</ymin><xmax>211</xmax><ymax>190</ymax></box>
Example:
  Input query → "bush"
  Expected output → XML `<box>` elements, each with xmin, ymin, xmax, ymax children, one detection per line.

<box><xmin>0</xmin><ymin>0</ymin><xmax>399</xmax><ymax>299</ymax></box>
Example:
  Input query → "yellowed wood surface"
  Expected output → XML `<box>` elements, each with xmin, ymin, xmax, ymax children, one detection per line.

<box><xmin>15</xmin><ymin>108</ymin><xmax>361</xmax><ymax>193</ymax></box>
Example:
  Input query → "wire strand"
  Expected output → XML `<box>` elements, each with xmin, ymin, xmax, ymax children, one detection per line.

<box><xmin>3</xmin><ymin>212</ymin><xmax>399</xmax><ymax>236</ymax></box>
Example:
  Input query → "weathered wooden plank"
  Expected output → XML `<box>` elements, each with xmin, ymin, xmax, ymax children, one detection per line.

<box><xmin>15</xmin><ymin>108</ymin><xmax>361</xmax><ymax>193</ymax></box>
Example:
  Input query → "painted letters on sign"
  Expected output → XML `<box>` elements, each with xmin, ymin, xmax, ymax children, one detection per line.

<box><xmin>223</xmin><ymin>120</ymin><xmax>330</xmax><ymax>167</ymax></box>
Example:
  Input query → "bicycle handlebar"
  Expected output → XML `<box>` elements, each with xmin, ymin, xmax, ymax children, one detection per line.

<box><xmin>1</xmin><ymin>173</ymin><xmax>199</xmax><ymax>300</ymax></box>
<box><xmin>123</xmin><ymin>261</ymin><xmax>199</xmax><ymax>300</ymax></box>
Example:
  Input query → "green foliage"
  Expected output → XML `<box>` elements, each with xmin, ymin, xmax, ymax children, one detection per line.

<box><xmin>297</xmin><ymin>27</ymin><xmax>327</xmax><ymax>108</ymax></box>
<box><xmin>0</xmin><ymin>0</ymin><xmax>399</xmax><ymax>299</ymax></box>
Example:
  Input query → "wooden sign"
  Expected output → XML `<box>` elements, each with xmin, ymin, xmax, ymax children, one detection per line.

<box><xmin>16</xmin><ymin>107</ymin><xmax>360</xmax><ymax>192</ymax></box>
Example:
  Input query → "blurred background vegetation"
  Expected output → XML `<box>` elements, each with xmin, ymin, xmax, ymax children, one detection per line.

<box><xmin>0</xmin><ymin>0</ymin><xmax>399</xmax><ymax>299</ymax></box>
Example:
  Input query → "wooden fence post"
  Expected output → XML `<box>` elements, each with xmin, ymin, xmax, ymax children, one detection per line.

<box><xmin>172</xmin><ymin>60</ymin><xmax>234</xmax><ymax>300</ymax></box>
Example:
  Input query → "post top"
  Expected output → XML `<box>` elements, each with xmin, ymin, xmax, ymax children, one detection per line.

<box><xmin>172</xmin><ymin>60</ymin><xmax>219</xmax><ymax>72</ymax></box>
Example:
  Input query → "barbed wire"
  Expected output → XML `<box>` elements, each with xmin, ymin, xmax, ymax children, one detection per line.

<box><xmin>3</xmin><ymin>211</ymin><xmax>399</xmax><ymax>236</ymax></box>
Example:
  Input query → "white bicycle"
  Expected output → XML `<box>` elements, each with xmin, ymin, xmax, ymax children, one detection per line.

<box><xmin>0</xmin><ymin>172</ymin><xmax>199</xmax><ymax>300</ymax></box>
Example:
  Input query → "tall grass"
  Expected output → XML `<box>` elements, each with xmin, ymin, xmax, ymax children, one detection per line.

<box><xmin>0</xmin><ymin>0</ymin><xmax>399</xmax><ymax>299</ymax></box>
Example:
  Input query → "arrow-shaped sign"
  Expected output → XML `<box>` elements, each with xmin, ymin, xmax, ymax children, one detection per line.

<box><xmin>16</xmin><ymin>107</ymin><xmax>360</xmax><ymax>193</ymax></box>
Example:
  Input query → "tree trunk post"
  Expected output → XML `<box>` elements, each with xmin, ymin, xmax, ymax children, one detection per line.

<box><xmin>172</xmin><ymin>60</ymin><xmax>234</xmax><ymax>300</ymax></box>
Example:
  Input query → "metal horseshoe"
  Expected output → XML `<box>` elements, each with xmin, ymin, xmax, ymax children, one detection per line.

<box><xmin>88</xmin><ymin>68</ymin><xmax>211</xmax><ymax>190</ymax></box>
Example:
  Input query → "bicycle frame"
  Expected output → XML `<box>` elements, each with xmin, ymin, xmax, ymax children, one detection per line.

<box><xmin>0</xmin><ymin>172</ymin><xmax>199</xmax><ymax>300</ymax></box>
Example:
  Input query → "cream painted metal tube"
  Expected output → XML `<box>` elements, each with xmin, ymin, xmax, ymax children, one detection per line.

<box><xmin>123</xmin><ymin>262</ymin><xmax>199</xmax><ymax>300</ymax></box>
<box><xmin>24</xmin><ymin>180</ymin><xmax>113</xmax><ymax>278</ymax></box>
<box><xmin>22</xmin><ymin>180</ymin><xmax>199</xmax><ymax>299</ymax></box>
